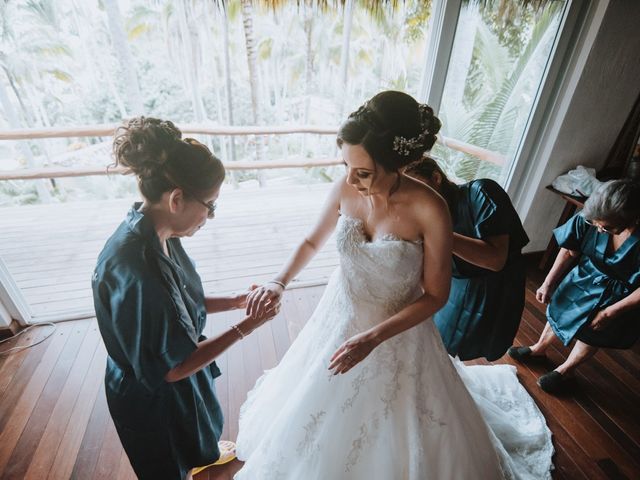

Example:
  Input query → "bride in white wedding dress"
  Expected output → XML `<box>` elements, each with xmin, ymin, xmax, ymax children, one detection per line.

<box><xmin>235</xmin><ymin>91</ymin><xmax>554</xmax><ymax>480</ymax></box>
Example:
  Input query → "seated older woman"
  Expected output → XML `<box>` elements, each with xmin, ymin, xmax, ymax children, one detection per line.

<box><xmin>509</xmin><ymin>179</ymin><xmax>640</xmax><ymax>393</ymax></box>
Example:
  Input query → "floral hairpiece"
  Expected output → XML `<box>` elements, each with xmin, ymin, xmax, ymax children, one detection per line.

<box><xmin>393</xmin><ymin>135</ymin><xmax>424</xmax><ymax>156</ymax></box>
<box><xmin>392</xmin><ymin>103</ymin><xmax>434</xmax><ymax>156</ymax></box>
<box><xmin>352</xmin><ymin>101</ymin><xmax>436</xmax><ymax>157</ymax></box>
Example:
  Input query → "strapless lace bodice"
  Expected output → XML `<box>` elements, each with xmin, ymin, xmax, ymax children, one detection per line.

<box><xmin>336</xmin><ymin>215</ymin><xmax>423</xmax><ymax>314</ymax></box>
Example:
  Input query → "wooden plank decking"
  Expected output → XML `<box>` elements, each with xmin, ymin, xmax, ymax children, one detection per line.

<box><xmin>0</xmin><ymin>265</ymin><xmax>638</xmax><ymax>479</ymax></box>
<box><xmin>1</xmin><ymin>186</ymin><xmax>639</xmax><ymax>479</ymax></box>
<box><xmin>0</xmin><ymin>183</ymin><xmax>337</xmax><ymax>320</ymax></box>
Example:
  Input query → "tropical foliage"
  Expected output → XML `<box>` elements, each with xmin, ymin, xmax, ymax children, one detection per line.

<box><xmin>435</xmin><ymin>0</ymin><xmax>565</xmax><ymax>182</ymax></box>
<box><xmin>0</xmin><ymin>0</ymin><xmax>565</xmax><ymax>204</ymax></box>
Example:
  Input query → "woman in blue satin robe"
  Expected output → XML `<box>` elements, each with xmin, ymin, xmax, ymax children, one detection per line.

<box><xmin>92</xmin><ymin>117</ymin><xmax>278</xmax><ymax>479</ymax></box>
<box><xmin>405</xmin><ymin>157</ymin><xmax>529</xmax><ymax>361</ymax></box>
<box><xmin>509</xmin><ymin>179</ymin><xmax>640</xmax><ymax>393</ymax></box>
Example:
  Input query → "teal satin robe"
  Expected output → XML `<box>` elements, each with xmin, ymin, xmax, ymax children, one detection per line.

<box><xmin>548</xmin><ymin>213</ymin><xmax>640</xmax><ymax>348</ymax></box>
<box><xmin>92</xmin><ymin>204</ymin><xmax>223</xmax><ymax>480</ymax></box>
<box><xmin>434</xmin><ymin>179</ymin><xmax>529</xmax><ymax>361</ymax></box>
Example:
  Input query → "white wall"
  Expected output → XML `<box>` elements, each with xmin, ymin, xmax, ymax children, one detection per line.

<box><xmin>515</xmin><ymin>0</ymin><xmax>640</xmax><ymax>252</ymax></box>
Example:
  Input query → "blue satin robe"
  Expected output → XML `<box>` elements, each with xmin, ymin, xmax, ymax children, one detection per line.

<box><xmin>548</xmin><ymin>213</ymin><xmax>640</xmax><ymax>348</ymax></box>
<box><xmin>92</xmin><ymin>204</ymin><xmax>223</xmax><ymax>480</ymax></box>
<box><xmin>434</xmin><ymin>179</ymin><xmax>529</xmax><ymax>361</ymax></box>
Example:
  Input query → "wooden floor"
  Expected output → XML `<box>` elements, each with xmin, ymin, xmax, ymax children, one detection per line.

<box><xmin>0</xmin><ymin>263</ymin><xmax>638</xmax><ymax>479</ymax></box>
<box><xmin>0</xmin><ymin>183</ymin><xmax>337</xmax><ymax>319</ymax></box>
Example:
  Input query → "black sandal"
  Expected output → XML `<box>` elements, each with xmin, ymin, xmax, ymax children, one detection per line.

<box><xmin>537</xmin><ymin>371</ymin><xmax>564</xmax><ymax>393</ymax></box>
<box><xmin>507</xmin><ymin>346</ymin><xmax>533</xmax><ymax>362</ymax></box>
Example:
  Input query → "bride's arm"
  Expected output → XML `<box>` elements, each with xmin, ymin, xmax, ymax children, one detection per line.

<box><xmin>329</xmin><ymin>190</ymin><xmax>452</xmax><ymax>374</ymax></box>
<box><xmin>245</xmin><ymin>177</ymin><xmax>344</xmax><ymax>318</ymax></box>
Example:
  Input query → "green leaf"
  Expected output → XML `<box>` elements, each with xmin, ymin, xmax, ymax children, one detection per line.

<box><xmin>128</xmin><ymin>23</ymin><xmax>152</xmax><ymax>41</ymax></box>
<box><xmin>47</xmin><ymin>69</ymin><xmax>73</xmax><ymax>82</ymax></box>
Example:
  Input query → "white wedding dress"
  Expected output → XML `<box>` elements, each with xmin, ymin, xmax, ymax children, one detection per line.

<box><xmin>235</xmin><ymin>215</ymin><xmax>553</xmax><ymax>479</ymax></box>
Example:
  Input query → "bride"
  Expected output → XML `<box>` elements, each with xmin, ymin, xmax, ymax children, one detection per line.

<box><xmin>235</xmin><ymin>91</ymin><xmax>553</xmax><ymax>479</ymax></box>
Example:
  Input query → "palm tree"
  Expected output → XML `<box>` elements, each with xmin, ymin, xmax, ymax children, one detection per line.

<box><xmin>240</xmin><ymin>0</ymin><xmax>266</xmax><ymax>185</ymax></box>
<box><xmin>103</xmin><ymin>0</ymin><xmax>144</xmax><ymax>115</ymax></box>
<box><xmin>70</xmin><ymin>0</ymin><xmax>127</xmax><ymax>118</ymax></box>
<box><xmin>0</xmin><ymin>71</ymin><xmax>50</xmax><ymax>202</ymax></box>
<box><xmin>337</xmin><ymin>0</ymin><xmax>354</xmax><ymax>118</ymax></box>
<box><xmin>216</xmin><ymin>0</ymin><xmax>238</xmax><ymax>164</ymax></box>
<box><xmin>175</xmin><ymin>0</ymin><xmax>206</xmax><ymax>122</ymax></box>
<box><xmin>240</xmin><ymin>0</ymin><xmax>261</xmax><ymax>124</ymax></box>
<box><xmin>0</xmin><ymin>0</ymin><xmax>79</xmax><ymax>201</ymax></box>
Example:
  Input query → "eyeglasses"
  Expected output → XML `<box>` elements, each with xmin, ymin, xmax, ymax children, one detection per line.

<box><xmin>195</xmin><ymin>197</ymin><xmax>217</xmax><ymax>219</ymax></box>
<box><xmin>186</xmin><ymin>193</ymin><xmax>217</xmax><ymax>219</ymax></box>
<box><xmin>166</xmin><ymin>170</ymin><xmax>218</xmax><ymax>219</ymax></box>
<box><xmin>584</xmin><ymin>218</ymin><xmax>617</xmax><ymax>234</ymax></box>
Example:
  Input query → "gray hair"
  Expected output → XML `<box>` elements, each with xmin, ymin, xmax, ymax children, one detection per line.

<box><xmin>582</xmin><ymin>179</ymin><xmax>640</xmax><ymax>229</ymax></box>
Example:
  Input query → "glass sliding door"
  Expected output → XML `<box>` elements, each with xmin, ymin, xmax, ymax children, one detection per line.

<box><xmin>432</xmin><ymin>0</ymin><xmax>568</xmax><ymax>184</ymax></box>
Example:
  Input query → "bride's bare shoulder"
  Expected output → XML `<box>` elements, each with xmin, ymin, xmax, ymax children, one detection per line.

<box><xmin>401</xmin><ymin>175</ymin><xmax>448</xmax><ymax>214</ymax></box>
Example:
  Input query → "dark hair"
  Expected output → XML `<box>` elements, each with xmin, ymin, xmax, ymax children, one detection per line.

<box><xmin>337</xmin><ymin>91</ymin><xmax>442</xmax><ymax>172</ymax></box>
<box><xmin>112</xmin><ymin>117</ymin><xmax>225</xmax><ymax>202</ymax></box>
<box><xmin>404</xmin><ymin>156</ymin><xmax>459</xmax><ymax>216</ymax></box>
<box><xmin>582</xmin><ymin>179</ymin><xmax>640</xmax><ymax>229</ymax></box>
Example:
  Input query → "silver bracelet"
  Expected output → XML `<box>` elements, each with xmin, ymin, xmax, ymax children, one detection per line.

<box><xmin>231</xmin><ymin>324</ymin><xmax>247</xmax><ymax>339</ymax></box>
<box><xmin>268</xmin><ymin>279</ymin><xmax>286</xmax><ymax>289</ymax></box>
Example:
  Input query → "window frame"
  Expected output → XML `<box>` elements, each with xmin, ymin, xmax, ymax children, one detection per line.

<box><xmin>420</xmin><ymin>0</ymin><xmax>588</xmax><ymax>210</ymax></box>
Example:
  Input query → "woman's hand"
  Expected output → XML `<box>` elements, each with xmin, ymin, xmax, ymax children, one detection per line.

<box><xmin>536</xmin><ymin>283</ymin><xmax>555</xmax><ymax>304</ymax></box>
<box><xmin>165</xmin><ymin>301</ymin><xmax>281</xmax><ymax>383</ymax></box>
<box><xmin>246</xmin><ymin>282</ymin><xmax>284</xmax><ymax>319</ymax></box>
<box><xmin>244</xmin><ymin>302</ymin><xmax>281</xmax><ymax>332</ymax></box>
<box><xmin>590</xmin><ymin>308</ymin><xmax>615</xmax><ymax>331</ymax></box>
<box><xmin>328</xmin><ymin>331</ymin><xmax>381</xmax><ymax>375</ymax></box>
<box><xmin>233</xmin><ymin>285</ymin><xmax>258</xmax><ymax>310</ymax></box>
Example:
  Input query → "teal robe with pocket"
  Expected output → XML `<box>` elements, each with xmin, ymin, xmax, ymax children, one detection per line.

<box><xmin>92</xmin><ymin>204</ymin><xmax>223</xmax><ymax>480</ymax></box>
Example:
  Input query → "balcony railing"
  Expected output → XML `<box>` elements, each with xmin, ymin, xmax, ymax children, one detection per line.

<box><xmin>0</xmin><ymin>123</ymin><xmax>507</xmax><ymax>323</ymax></box>
<box><xmin>0</xmin><ymin>124</ymin><xmax>506</xmax><ymax>181</ymax></box>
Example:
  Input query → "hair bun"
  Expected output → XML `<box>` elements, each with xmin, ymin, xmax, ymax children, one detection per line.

<box><xmin>113</xmin><ymin>117</ymin><xmax>182</xmax><ymax>179</ymax></box>
<box><xmin>418</xmin><ymin>104</ymin><xmax>441</xmax><ymax>137</ymax></box>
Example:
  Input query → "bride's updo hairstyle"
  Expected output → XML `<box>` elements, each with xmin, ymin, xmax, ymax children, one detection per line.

<box><xmin>337</xmin><ymin>91</ymin><xmax>442</xmax><ymax>172</ymax></box>
<box><xmin>113</xmin><ymin>116</ymin><xmax>225</xmax><ymax>202</ymax></box>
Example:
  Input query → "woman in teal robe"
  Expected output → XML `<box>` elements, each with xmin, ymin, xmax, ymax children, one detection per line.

<box><xmin>405</xmin><ymin>158</ymin><xmax>529</xmax><ymax>361</ymax></box>
<box><xmin>92</xmin><ymin>118</ymin><xmax>278</xmax><ymax>479</ymax></box>
<box><xmin>509</xmin><ymin>179</ymin><xmax>640</xmax><ymax>393</ymax></box>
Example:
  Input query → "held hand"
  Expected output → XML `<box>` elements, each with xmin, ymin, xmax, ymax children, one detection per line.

<box><xmin>244</xmin><ymin>301</ymin><xmax>281</xmax><ymax>332</ymax></box>
<box><xmin>246</xmin><ymin>282</ymin><xmax>284</xmax><ymax>319</ymax></box>
<box><xmin>590</xmin><ymin>308</ymin><xmax>615</xmax><ymax>331</ymax></box>
<box><xmin>536</xmin><ymin>283</ymin><xmax>554</xmax><ymax>304</ymax></box>
<box><xmin>328</xmin><ymin>331</ymin><xmax>380</xmax><ymax>375</ymax></box>
<box><xmin>234</xmin><ymin>284</ymin><xmax>258</xmax><ymax>310</ymax></box>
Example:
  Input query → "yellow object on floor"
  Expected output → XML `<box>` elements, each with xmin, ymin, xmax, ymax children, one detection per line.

<box><xmin>191</xmin><ymin>440</ymin><xmax>237</xmax><ymax>475</ymax></box>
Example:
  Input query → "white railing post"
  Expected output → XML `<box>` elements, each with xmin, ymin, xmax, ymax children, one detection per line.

<box><xmin>0</xmin><ymin>257</ymin><xmax>32</xmax><ymax>326</ymax></box>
